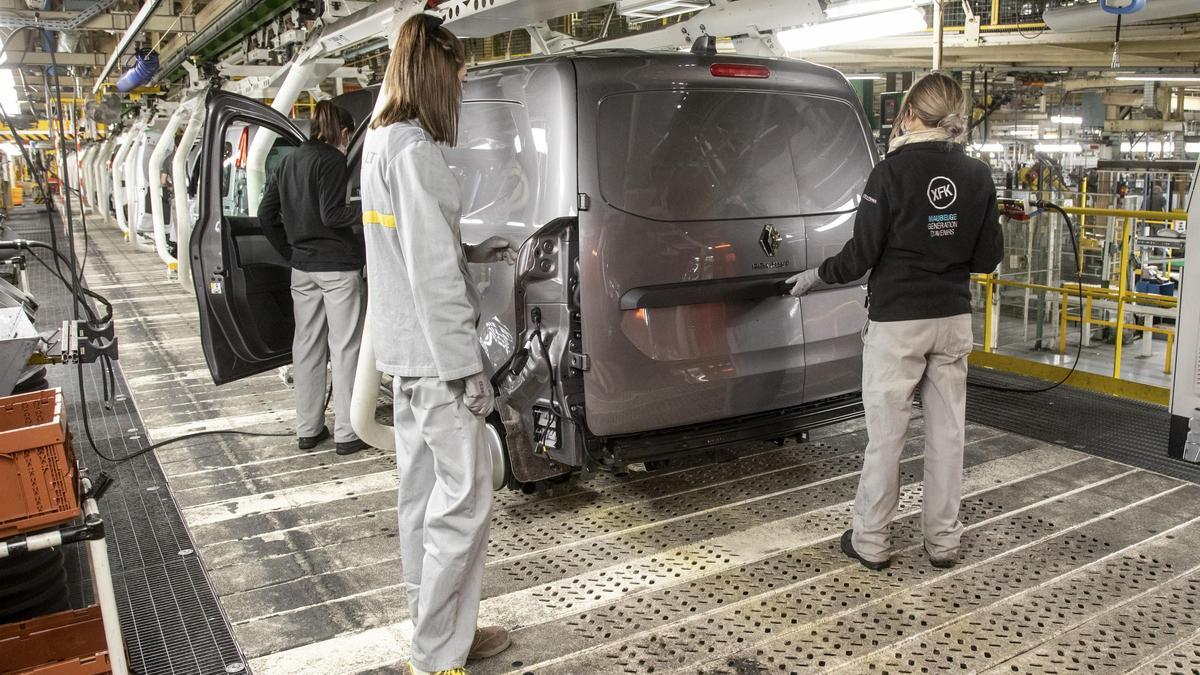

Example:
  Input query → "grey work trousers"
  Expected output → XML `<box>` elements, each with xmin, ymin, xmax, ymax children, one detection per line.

<box><xmin>290</xmin><ymin>268</ymin><xmax>365</xmax><ymax>443</ymax></box>
<box><xmin>852</xmin><ymin>314</ymin><xmax>973</xmax><ymax>563</ymax></box>
<box><xmin>392</xmin><ymin>376</ymin><xmax>493</xmax><ymax>672</ymax></box>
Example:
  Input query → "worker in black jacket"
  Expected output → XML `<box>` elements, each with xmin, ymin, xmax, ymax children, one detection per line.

<box><xmin>789</xmin><ymin>72</ymin><xmax>1004</xmax><ymax>571</ymax></box>
<box><xmin>259</xmin><ymin>101</ymin><xmax>369</xmax><ymax>456</ymax></box>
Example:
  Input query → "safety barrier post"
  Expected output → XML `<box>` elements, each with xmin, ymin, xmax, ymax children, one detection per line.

<box><xmin>1113</xmin><ymin>217</ymin><xmax>1132</xmax><ymax>378</ymax></box>
<box><xmin>1059</xmin><ymin>288</ymin><xmax>1068</xmax><ymax>354</ymax></box>
<box><xmin>982</xmin><ymin>275</ymin><xmax>995</xmax><ymax>352</ymax></box>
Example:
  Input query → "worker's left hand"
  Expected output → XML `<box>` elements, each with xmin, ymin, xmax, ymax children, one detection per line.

<box><xmin>465</xmin><ymin>236</ymin><xmax>519</xmax><ymax>264</ymax></box>
<box><xmin>786</xmin><ymin>268</ymin><xmax>821</xmax><ymax>297</ymax></box>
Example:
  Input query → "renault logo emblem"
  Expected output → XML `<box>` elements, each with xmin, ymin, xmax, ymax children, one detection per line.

<box><xmin>759</xmin><ymin>224</ymin><xmax>783</xmax><ymax>257</ymax></box>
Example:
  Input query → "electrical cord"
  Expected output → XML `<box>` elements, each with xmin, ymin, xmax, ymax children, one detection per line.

<box><xmin>968</xmin><ymin>200</ymin><xmax>1085</xmax><ymax>395</ymax></box>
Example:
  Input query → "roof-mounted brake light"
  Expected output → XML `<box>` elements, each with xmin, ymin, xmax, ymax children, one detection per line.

<box><xmin>710</xmin><ymin>63</ymin><xmax>770</xmax><ymax>79</ymax></box>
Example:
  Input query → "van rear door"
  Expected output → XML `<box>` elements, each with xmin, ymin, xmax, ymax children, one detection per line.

<box><xmin>191</xmin><ymin>91</ymin><xmax>307</xmax><ymax>384</ymax></box>
<box><xmin>575</xmin><ymin>56</ymin><xmax>875</xmax><ymax>437</ymax></box>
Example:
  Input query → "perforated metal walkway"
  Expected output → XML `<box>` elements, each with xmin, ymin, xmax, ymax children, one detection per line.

<box><xmin>27</xmin><ymin>204</ymin><xmax>1200</xmax><ymax>675</ymax></box>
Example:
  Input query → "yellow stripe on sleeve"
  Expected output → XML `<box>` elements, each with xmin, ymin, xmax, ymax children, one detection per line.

<box><xmin>363</xmin><ymin>210</ymin><xmax>396</xmax><ymax>228</ymax></box>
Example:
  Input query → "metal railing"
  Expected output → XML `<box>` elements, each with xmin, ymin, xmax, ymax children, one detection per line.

<box><xmin>972</xmin><ymin>204</ymin><xmax>1188</xmax><ymax>402</ymax></box>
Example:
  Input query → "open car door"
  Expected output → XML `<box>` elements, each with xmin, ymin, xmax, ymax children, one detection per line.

<box><xmin>191</xmin><ymin>91</ymin><xmax>307</xmax><ymax>384</ymax></box>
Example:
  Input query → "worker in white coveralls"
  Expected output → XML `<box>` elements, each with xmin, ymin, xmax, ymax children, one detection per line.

<box><xmin>359</xmin><ymin>13</ymin><xmax>516</xmax><ymax>675</ymax></box>
<box><xmin>788</xmin><ymin>72</ymin><xmax>1004</xmax><ymax>571</ymax></box>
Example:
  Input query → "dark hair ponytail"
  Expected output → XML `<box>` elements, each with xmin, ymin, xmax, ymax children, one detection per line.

<box><xmin>312</xmin><ymin>101</ymin><xmax>354</xmax><ymax>145</ymax></box>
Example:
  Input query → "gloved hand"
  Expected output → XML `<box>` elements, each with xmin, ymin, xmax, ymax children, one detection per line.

<box><xmin>462</xmin><ymin>371</ymin><xmax>495</xmax><ymax>417</ymax></box>
<box><xmin>786</xmin><ymin>268</ymin><xmax>821</xmax><ymax>297</ymax></box>
<box><xmin>464</xmin><ymin>236</ymin><xmax>519</xmax><ymax>264</ymax></box>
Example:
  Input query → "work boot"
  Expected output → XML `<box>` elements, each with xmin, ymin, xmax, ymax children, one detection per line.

<box><xmin>925</xmin><ymin>545</ymin><xmax>958</xmax><ymax>569</ymax></box>
<box><xmin>468</xmin><ymin>626</ymin><xmax>512</xmax><ymax>660</ymax></box>
<box><xmin>298</xmin><ymin>426</ymin><xmax>330</xmax><ymax>450</ymax></box>
<box><xmin>840</xmin><ymin>529</ymin><xmax>891</xmax><ymax>571</ymax></box>
<box><xmin>335</xmin><ymin>438</ymin><xmax>370</xmax><ymax>456</ymax></box>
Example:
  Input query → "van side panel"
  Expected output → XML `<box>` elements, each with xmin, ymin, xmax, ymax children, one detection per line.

<box><xmin>454</xmin><ymin>60</ymin><xmax>578</xmax><ymax>375</ymax></box>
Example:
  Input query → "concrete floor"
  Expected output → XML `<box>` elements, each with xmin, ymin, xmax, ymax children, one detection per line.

<box><xmin>78</xmin><ymin>216</ymin><xmax>1200</xmax><ymax>674</ymax></box>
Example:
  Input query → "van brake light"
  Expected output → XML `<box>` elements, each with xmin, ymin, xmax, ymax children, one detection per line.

<box><xmin>710</xmin><ymin>64</ymin><xmax>770</xmax><ymax>79</ymax></box>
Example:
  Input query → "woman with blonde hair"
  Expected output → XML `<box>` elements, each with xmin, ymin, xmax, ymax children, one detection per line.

<box><xmin>359</xmin><ymin>13</ymin><xmax>514</xmax><ymax>675</ymax></box>
<box><xmin>788</xmin><ymin>72</ymin><xmax>1004</xmax><ymax>571</ymax></box>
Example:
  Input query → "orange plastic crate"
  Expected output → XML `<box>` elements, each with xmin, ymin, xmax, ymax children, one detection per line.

<box><xmin>0</xmin><ymin>606</ymin><xmax>111</xmax><ymax>674</ymax></box>
<box><xmin>0</xmin><ymin>388</ymin><xmax>80</xmax><ymax>539</ymax></box>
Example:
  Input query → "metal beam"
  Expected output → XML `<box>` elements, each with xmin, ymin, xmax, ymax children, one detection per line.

<box><xmin>93</xmin><ymin>0</ymin><xmax>165</xmax><ymax>94</ymax></box>
<box><xmin>0</xmin><ymin>52</ymin><xmax>107</xmax><ymax>66</ymax></box>
<box><xmin>1103</xmin><ymin>119</ymin><xmax>1186</xmax><ymax>132</ymax></box>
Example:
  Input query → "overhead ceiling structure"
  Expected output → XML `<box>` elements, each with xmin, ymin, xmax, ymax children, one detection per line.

<box><xmin>0</xmin><ymin>0</ymin><xmax>1192</xmax><ymax>156</ymax></box>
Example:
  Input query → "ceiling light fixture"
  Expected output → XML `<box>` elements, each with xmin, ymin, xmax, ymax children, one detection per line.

<box><xmin>1050</xmin><ymin>115</ymin><xmax>1083</xmax><ymax>124</ymax></box>
<box><xmin>618</xmin><ymin>0</ymin><xmax>708</xmax><ymax>22</ymax></box>
<box><xmin>1114</xmin><ymin>74</ymin><xmax>1200</xmax><ymax>82</ymax></box>
<box><xmin>843</xmin><ymin>74</ymin><xmax>882</xmax><ymax>80</ymax></box>
<box><xmin>1035</xmin><ymin>142</ymin><xmax>1083</xmax><ymax>153</ymax></box>
<box><xmin>776</xmin><ymin>8</ymin><xmax>928</xmax><ymax>51</ymax></box>
<box><xmin>825</xmin><ymin>0</ymin><xmax>922</xmax><ymax>19</ymax></box>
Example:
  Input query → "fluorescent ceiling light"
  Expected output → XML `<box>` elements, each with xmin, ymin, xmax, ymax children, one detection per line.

<box><xmin>1121</xmin><ymin>141</ymin><xmax>1174</xmax><ymax>153</ymax></box>
<box><xmin>777</xmin><ymin>8</ymin><xmax>927</xmax><ymax>51</ymax></box>
<box><xmin>1035</xmin><ymin>143</ymin><xmax>1083</xmax><ymax>153</ymax></box>
<box><xmin>825</xmin><ymin>0</ymin><xmax>918</xmax><ymax>19</ymax></box>
<box><xmin>1009</xmin><ymin>128</ymin><xmax>1040</xmax><ymax>138</ymax></box>
<box><xmin>1115</xmin><ymin>75</ymin><xmax>1200</xmax><ymax>82</ymax></box>
<box><xmin>844</xmin><ymin>74</ymin><xmax>881</xmax><ymax>80</ymax></box>
<box><xmin>619</xmin><ymin>0</ymin><xmax>707</xmax><ymax>21</ymax></box>
<box><xmin>971</xmin><ymin>142</ymin><xmax>1004</xmax><ymax>152</ymax></box>
<box><xmin>1051</xmin><ymin>115</ymin><xmax>1083</xmax><ymax>124</ymax></box>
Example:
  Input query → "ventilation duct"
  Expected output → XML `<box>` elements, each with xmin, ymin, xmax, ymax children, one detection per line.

<box><xmin>1043</xmin><ymin>0</ymin><xmax>1199</xmax><ymax>32</ymax></box>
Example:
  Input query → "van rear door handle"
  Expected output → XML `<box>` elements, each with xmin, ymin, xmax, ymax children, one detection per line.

<box><xmin>620</xmin><ymin>272</ymin><xmax>795</xmax><ymax>310</ymax></box>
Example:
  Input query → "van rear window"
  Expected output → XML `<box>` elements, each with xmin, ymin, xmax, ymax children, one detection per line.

<box><xmin>598</xmin><ymin>90</ymin><xmax>874</xmax><ymax>222</ymax></box>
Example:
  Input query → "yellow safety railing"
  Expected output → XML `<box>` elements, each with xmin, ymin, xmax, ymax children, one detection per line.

<box><xmin>972</xmin><ymin>205</ymin><xmax>1187</xmax><ymax>403</ymax></box>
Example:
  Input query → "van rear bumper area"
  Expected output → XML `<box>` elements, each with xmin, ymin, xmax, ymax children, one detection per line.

<box><xmin>603</xmin><ymin>392</ymin><xmax>864</xmax><ymax>464</ymax></box>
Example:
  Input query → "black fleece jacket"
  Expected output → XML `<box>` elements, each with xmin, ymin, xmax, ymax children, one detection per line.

<box><xmin>818</xmin><ymin>141</ymin><xmax>1004</xmax><ymax>322</ymax></box>
<box><xmin>258</xmin><ymin>140</ymin><xmax>364</xmax><ymax>272</ymax></box>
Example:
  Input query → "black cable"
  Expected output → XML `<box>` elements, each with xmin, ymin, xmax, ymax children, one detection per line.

<box><xmin>968</xmin><ymin>201</ymin><xmax>1085</xmax><ymax>395</ymax></box>
<box><xmin>0</xmin><ymin>100</ymin><xmax>62</xmax><ymax>275</ymax></box>
<box><xmin>35</xmin><ymin>56</ymin><xmax>294</xmax><ymax>464</ymax></box>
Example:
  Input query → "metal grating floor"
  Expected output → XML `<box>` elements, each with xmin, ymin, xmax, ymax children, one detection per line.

<box><xmin>964</xmin><ymin>368</ymin><xmax>1200</xmax><ymax>482</ymax></box>
<box><xmin>25</xmin><ymin>203</ymin><xmax>1200</xmax><ymax>675</ymax></box>
<box><xmin>5</xmin><ymin>208</ymin><xmax>246</xmax><ymax>675</ymax></box>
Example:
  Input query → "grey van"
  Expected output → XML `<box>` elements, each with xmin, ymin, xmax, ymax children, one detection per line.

<box><xmin>190</xmin><ymin>50</ymin><xmax>876</xmax><ymax>487</ymax></box>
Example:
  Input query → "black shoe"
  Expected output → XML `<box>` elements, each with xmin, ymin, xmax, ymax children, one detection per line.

<box><xmin>925</xmin><ymin>545</ymin><xmax>958</xmax><ymax>569</ymax></box>
<box><xmin>298</xmin><ymin>427</ymin><xmax>330</xmax><ymax>450</ymax></box>
<box><xmin>841</xmin><ymin>529</ymin><xmax>891</xmax><ymax>571</ymax></box>
<box><xmin>335</xmin><ymin>438</ymin><xmax>370</xmax><ymax>456</ymax></box>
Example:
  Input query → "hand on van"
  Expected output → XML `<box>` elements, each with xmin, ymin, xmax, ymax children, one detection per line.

<box><xmin>465</xmin><ymin>236</ymin><xmax>519</xmax><ymax>264</ymax></box>
<box><xmin>462</xmin><ymin>371</ymin><xmax>496</xmax><ymax>417</ymax></box>
<box><xmin>787</xmin><ymin>269</ymin><xmax>821</xmax><ymax>297</ymax></box>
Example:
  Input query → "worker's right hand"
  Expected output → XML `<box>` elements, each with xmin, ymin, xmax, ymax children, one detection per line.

<box><xmin>462</xmin><ymin>371</ymin><xmax>495</xmax><ymax>418</ymax></box>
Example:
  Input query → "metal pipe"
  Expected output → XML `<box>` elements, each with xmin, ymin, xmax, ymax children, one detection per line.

<box><xmin>81</xmin><ymin>482</ymin><xmax>129</xmax><ymax>675</ymax></box>
<box><xmin>149</xmin><ymin>100</ymin><xmax>192</xmax><ymax>267</ymax></box>
<box><xmin>245</xmin><ymin>59</ymin><xmax>319</xmax><ymax>214</ymax></box>
<box><xmin>109</xmin><ymin>131</ymin><xmax>134</xmax><ymax>235</ymax></box>
<box><xmin>174</xmin><ymin>102</ymin><xmax>205</xmax><ymax>294</ymax></box>
<box><xmin>932</xmin><ymin>0</ymin><xmax>944</xmax><ymax>69</ymax></box>
<box><xmin>123</xmin><ymin>128</ymin><xmax>146</xmax><ymax>247</ymax></box>
<box><xmin>350</xmin><ymin>311</ymin><xmax>396</xmax><ymax>451</ymax></box>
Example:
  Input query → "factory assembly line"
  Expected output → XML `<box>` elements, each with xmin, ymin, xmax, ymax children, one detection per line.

<box><xmin>2</xmin><ymin>0</ymin><xmax>1200</xmax><ymax>674</ymax></box>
